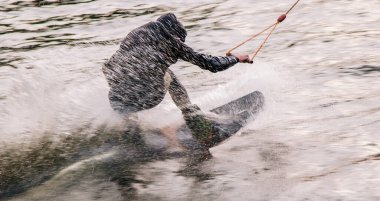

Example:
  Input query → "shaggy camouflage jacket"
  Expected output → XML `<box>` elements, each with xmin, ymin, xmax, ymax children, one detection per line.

<box><xmin>102</xmin><ymin>13</ymin><xmax>239</xmax><ymax>112</ymax></box>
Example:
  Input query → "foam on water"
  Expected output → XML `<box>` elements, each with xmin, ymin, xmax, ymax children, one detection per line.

<box><xmin>0</xmin><ymin>49</ymin><xmax>123</xmax><ymax>145</ymax></box>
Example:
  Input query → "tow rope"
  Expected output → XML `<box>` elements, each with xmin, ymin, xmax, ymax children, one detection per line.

<box><xmin>226</xmin><ymin>0</ymin><xmax>301</xmax><ymax>61</ymax></box>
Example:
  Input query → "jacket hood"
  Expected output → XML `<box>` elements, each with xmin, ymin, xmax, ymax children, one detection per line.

<box><xmin>157</xmin><ymin>13</ymin><xmax>187</xmax><ymax>42</ymax></box>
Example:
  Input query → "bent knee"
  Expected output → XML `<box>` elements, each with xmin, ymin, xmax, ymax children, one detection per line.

<box><xmin>164</xmin><ymin>71</ymin><xmax>173</xmax><ymax>89</ymax></box>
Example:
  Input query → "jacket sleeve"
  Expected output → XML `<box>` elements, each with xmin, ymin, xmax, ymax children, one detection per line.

<box><xmin>176</xmin><ymin>42</ymin><xmax>239</xmax><ymax>73</ymax></box>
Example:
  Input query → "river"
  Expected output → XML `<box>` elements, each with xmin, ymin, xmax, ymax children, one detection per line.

<box><xmin>0</xmin><ymin>0</ymin><xmax>379</xmax><ymax>200</ymax></box>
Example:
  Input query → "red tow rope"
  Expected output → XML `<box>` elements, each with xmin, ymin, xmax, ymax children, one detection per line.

<box><xmin>226</xmin><ymin>0</ymin><xmax>301</xmax><ymax>61</ymax></box>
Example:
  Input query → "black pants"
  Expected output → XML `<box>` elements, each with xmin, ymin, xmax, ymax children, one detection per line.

<box><xmin>181</xmin><ymin>105</ymin><xmax>245</xmax><ymax>148</ymax></box>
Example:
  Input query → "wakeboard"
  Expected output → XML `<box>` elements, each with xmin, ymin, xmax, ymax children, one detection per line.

<box><xmin>177</xmin><ymin>91</ymin><xmax>264</xmax><ymax>150</ymax></box>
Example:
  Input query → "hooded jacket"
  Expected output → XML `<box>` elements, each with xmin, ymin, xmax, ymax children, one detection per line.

<box><xmin>102</xmin><ymin>13</ymin><xmax>239</xmax><ymax>112</ymax></box>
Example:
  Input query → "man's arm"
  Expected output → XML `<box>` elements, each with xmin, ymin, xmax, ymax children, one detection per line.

<box><xmin>155</xmin><ymin>21</ymin><xmax>250</xmax><ymax>72</ymax></box>
<box><xmin>176</xmin><ymin>42</ymin><xmax>240</xmax><ymax>73</ymax></box>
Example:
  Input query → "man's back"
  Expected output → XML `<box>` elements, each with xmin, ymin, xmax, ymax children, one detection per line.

<box><xmin>102</xmin><ymin>19</ymin><xmax>183</xmax><ymax>112</ymax></box>
<box><xmin>102</xmin><ymin>13</ymin><xmax>242</xmax><ymax>113</ymax></box>
<box><xmin>103</xmin><ymin>20</ymin><xmax>179</xmax><ymax>87</ymax></box>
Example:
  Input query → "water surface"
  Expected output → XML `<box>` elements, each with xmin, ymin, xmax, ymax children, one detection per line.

<box><xmin>1</xmin><ymin>0</ymin><xmax>379</xmax><ymax>200</ymax></box>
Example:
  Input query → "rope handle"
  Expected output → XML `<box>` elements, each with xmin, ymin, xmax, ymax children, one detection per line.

<box><xmin>226</xmin><ymin>0</ymin><xmax>301</xmax><ymax>62</ymax></box>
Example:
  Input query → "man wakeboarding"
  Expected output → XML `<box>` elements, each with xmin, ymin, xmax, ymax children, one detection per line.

<box><xmin>102</xmin><ymin>13</ymin><xmax>252</xmax><ymax>147</ymax></box>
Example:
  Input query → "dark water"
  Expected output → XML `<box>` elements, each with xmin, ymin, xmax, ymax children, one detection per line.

<box><xmin>1</xmin><ymin>0</ymin><xmax>380</xmax><ymax>200</ymax></box>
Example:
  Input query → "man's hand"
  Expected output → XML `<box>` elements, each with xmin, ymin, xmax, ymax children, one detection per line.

<box><xmin>235</xmin><ymin>55</ymin><xmax>252</xmax><ymax>63</ymax></box>
<box><xmin>226</xmin><ymin>52</ymin><xmax>253</xmax><ymax>64</ymax></box>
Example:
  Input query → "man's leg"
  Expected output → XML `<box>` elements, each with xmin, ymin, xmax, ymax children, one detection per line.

<box><xmin>165</xmin><ymin>69</ymin><xmax>245</xmax><ymax>148</ymax></box>
<box><xmin>162</xmin><ymin>70</ymin><xmax>199</xmax><ymax>148</ymax></box>
<box><xmin>166</xmin><ymin>69</ymin><xmax>209</xmax><ymax>117</ymax></box>
<box><xmin>165</xmin><ymin>69</ymin><xmax>209</xmax><ymax>137</ymax></box>
<box><xmin>165</xmin><ymin>70</ymin><xmax>219</xmax><ymax>146</ymax></box>
<box><xmin>165</xmin><ymin>69</ymin><xmax>193</xmax><ymax>110</ymax></box>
